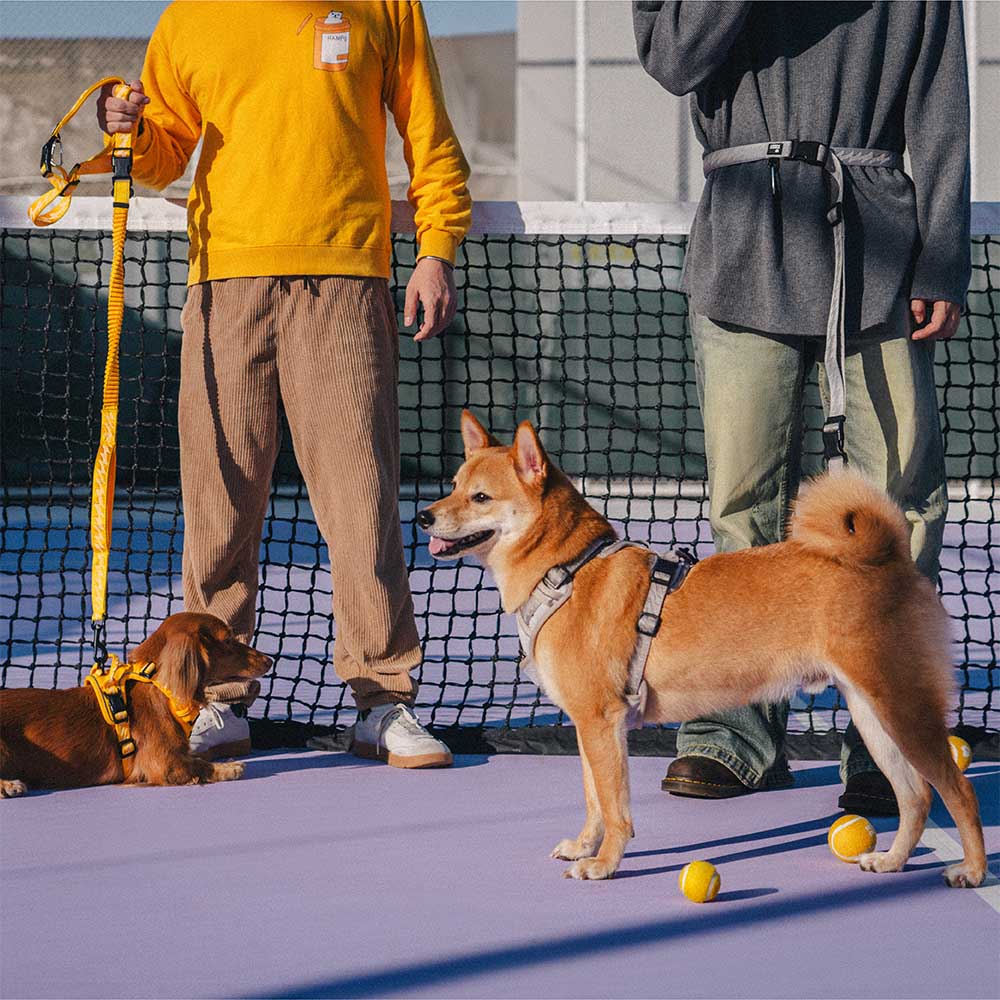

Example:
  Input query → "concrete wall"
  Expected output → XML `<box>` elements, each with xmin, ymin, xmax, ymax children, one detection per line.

<box><xmin>518</xmin><ymin>0</ymin><xmax>999</xmax><ymax>203</ymax></box>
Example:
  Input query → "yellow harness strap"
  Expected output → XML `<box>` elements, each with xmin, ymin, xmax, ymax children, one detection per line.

<box><xmin>84</xmin><ymin>655</ymin><xmax>200</xmax><ymax>779</ymax></box>
<box><xmin>28</xmin><ymin>79</ymin><xmax>135</xmax><ymax>655</ymax></box>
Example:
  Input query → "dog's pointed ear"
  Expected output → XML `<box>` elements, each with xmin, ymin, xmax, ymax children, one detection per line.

<box><xmin>512</xmin><ymin>421</ymin><xmax>548</xmax><ymax>487</ymax></box>
<box><xmin>461</xmin><ymin>409</ymin><xmax>500</xmax><ymax>458</ymax></box>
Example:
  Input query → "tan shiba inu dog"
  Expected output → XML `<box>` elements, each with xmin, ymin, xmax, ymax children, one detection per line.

<box><xmin>416</xmin><ymin>411</ymin><xmax>986</xmax><ymax>886</ymax></box>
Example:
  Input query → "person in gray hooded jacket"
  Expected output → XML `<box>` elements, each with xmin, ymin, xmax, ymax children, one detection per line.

<box><xmin>633</xmin><ymin>1</ymin><xmax>969</xmax><ymax>814</ymax></box>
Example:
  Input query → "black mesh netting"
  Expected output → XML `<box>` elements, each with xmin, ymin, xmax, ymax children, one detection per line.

<box><xmin>1</xmin><ymin>222</ymin><xmax>997</xmax><ymax>756</ymax></box>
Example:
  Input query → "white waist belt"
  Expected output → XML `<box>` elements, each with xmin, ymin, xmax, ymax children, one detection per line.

<box><xmin>702</xmin><ymin>141</ymin><xmax>905</xmax><ymax>470</ymax></box>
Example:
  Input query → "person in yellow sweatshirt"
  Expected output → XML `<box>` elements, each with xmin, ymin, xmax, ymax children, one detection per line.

<box><xmin>97</xmin><ymin>1</ymin><xmax>471</xmax><ymax>768</ymax></box>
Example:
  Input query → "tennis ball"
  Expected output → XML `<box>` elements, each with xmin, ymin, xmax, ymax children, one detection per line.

<box><xmin>949</xmin><ymin>735</ymin><xmax>972</xmax><ymax>772</ymax></box>
<box><xmin>679</xmin><ymin>860</ymin><xmax>720</xmax><ymax>903</ymax></box>
<box><xmin>828</xmin><ymin>814</ymin><xmax>877</xmax><ymax>862</ymax></box>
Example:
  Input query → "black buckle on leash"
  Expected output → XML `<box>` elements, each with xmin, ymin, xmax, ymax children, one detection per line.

<box><xmin>118</xmin><ymin>738</ymin><xmax>137</xmax><ymax>759</ymax></box>
<box><xmin>822</xmin><ymin>415</ymin><xmax>848</xmax><ymax>464</ymax></box>
<box><xmin>111</xmin><ymin>148</ymin><xmax>133</xmax><ymax>180</ymax></box>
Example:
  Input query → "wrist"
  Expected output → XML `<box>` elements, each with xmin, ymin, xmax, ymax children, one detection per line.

<box><xmin>418</xmin><ymin>255</ymin><xmax>454</xmax><ymax>272</ymax></box>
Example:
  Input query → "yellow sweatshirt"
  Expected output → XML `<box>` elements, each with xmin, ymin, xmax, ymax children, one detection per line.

<box><xmin>133</xmin><ymin>1</ymin><xmax>471</xmax><ymax>284</ymax></box>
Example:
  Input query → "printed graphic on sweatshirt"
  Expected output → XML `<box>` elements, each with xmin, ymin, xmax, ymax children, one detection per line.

<box><xmin>314</xmin><ymin>10</ymin><xmax>350</xmax><ymax>72</ymax></box>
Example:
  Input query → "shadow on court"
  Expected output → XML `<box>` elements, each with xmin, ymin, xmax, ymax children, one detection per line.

<box><xmin>247</xmin><ymin>864</ymin><xmax>996</xmax><ymax>1000</ymax></box>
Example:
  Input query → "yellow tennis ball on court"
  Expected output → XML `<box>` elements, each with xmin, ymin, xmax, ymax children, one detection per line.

<box><xmin>679</xmin><ymin>861</ymin><xmax>720</xmax><ymax>903</ymax></box>
<box><xmin>828</xmin><ymin>814</ymin><xmax>877</xmax><ymax>862</ymax></box>
<box><xmin>948</xmin><ymin>735</ymin><xmax>972</xmax><ymax>772</ymax></box>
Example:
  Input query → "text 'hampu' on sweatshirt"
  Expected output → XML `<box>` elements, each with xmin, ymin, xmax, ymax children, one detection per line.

<box><xmin>132</xmin><ymin>1</ymin><xmax>471</xmax><ymax>284</ymax></box>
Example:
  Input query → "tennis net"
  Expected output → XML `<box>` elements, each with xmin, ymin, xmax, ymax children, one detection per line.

<box><xmin>1</xmin><ymin>197</ymin><xmax>997</xmax><ymax>756</ymax></box>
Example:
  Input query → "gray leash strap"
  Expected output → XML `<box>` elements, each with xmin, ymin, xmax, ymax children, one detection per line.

<box><xmin>702</xmin><ymin>141</ymin><xmax>904</xmax><ymax>473</ymax></box>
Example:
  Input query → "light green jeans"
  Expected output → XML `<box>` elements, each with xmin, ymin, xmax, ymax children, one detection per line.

<box><xmin>679</xmin><ymin>306</ymin><xmax>949</xmax><ymax>787</ymax></box>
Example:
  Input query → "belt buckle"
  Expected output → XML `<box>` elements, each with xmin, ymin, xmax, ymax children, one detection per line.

<box><xmin>787</xmin><ymin>140</ymin><xmax>825</xmax><ymax>166</ymax></box>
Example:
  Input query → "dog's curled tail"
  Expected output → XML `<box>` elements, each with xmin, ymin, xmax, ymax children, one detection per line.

<box><xmin>790</xmin><ymin>471</ymin><xmax>912</xmax><ymax>567</ymax></box>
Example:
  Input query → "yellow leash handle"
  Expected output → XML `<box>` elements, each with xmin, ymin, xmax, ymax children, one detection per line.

<box><xmin>28</xmin><ymin>79</ymin><xmax>136</xmax><ymax>661</ymax></box>
<box><xmin>28</xmin><ymin>77</ymin><xmax>131</xmax><ymax>228</ymax></box>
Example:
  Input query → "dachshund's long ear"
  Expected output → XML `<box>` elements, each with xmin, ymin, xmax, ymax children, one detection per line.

<box><xmin>148</xmin><ymin>623</ymin><xmax>206</xmax><ymax>704</ymax></box>
<box><xmin>461</xmin><ymin>409</ymin><xmax>501</xmax><ymax>458</ymax></box>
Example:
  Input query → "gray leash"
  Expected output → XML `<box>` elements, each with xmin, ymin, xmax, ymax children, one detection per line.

<box><xmin>702</xmin><ymin>141</ymin><xmax>904</xmax><ymax>471</ymax></box>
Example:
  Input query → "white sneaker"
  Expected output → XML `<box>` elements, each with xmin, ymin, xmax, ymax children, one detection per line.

<box><xmin>189</xmin><ymin>703</ymin><xmax>252</xmax><ymax>760</ymax></box>
<box><xmin>350</xmin><ymin>704</ymin><xmax>453</xmax><ymax>769</ymax></box>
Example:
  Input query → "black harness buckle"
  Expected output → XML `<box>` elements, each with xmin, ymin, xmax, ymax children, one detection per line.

<box><xmin>119</xmin><ymin>738</ymin><xmax>137</xmax><ymax>759</ymax></box>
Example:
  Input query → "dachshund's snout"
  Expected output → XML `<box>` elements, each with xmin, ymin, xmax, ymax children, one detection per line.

<box><xmin>416</xmin><ymin>508</ymin><xmax>435</xmax><ymax>530</ymax></box>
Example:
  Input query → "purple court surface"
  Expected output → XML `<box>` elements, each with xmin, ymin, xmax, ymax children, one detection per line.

<box><xmin>1</xmin><ymin>754</ymin><xmax>998</xmax><ymax>1000</ymax></box>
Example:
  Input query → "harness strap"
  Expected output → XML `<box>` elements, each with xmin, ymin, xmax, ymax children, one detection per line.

<box><xmin>84</xmin><ymin>655</ymin><xmax>199</xmax><ymax>779</ymax></box>
<box><xmin>624</xmin><ymin>547</ymin><xmax>696</xmax><ymax>728</ymax></box>
<box><xmin>516</xmin><ymin>534</ymin><xmax>619</xmax><ymax>666</ymax></box>
<box><xmin>702</xmin><ymin>141</ymin><xmax>904</xmax><ymax>473</ymax></box>
<box><xmin>516</xmin><ymin>537</ymin><xmax>696</xmax><ymax>729</ymax></box>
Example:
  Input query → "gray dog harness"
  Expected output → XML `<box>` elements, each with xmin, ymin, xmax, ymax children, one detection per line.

<box><xmin>702</xmin><ymin>141</ymin><xmax>904</xmax><ymax>471</ymax></box>
<box><xmin>516</xmin><ymin>536</ymin><xmax>696</xmax><ymax>729</ymax></box>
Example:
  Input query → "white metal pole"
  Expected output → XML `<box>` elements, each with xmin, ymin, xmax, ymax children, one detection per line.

<box><xmin>575</xmin><ymin>0</ymin><xmax>587</xmax><ymax>202</ymax></box>
<box><xmin>966</xmin><ymin>0</ymin><xmax>978</xmax><ymax>200</ymax></box>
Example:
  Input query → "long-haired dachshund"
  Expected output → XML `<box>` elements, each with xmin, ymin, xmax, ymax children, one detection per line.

<box><xmin>1</xmin><ymin>612</ymin><xmax>271</xmax><ymax>796</ymax></box>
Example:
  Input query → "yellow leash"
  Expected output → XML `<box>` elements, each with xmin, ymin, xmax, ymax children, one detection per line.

<box><xmin>29</xmin><ymin>78</ymin><xmax>135</xmax><ymax>669</ymax></box>
<box><xmin>27</xmin><ymin>81</ymin><xmax>188</xmax><ymax>771</ymax></box>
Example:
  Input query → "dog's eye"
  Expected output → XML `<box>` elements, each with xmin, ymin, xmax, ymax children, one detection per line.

<box><xmin>471</xmin><ymin>492</ymin><xmax>492</xmax><ymax>504</ymax></box>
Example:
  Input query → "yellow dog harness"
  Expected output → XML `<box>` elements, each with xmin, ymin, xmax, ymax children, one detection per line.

<box><xmin>29</xmin><ymin>78</ymin><xmax>136</xmax><ymax>671</ymax></box>
<box><xmin>84</xmin><ymin>655</ymin><xmax>200</xmax><ymax>778</ymax></box>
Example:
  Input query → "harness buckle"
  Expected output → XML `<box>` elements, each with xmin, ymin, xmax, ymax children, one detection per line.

<box><xmin>650</xmin><ymin>557</ymin><xmax>677</xmax><ymax>587</ymax></box>
<box><xmin>543</xmin><ymin>566</ymin><xmax>572</xmax><ymax>591</ymax></box>
<box><xmin>787</xmin><ymin>140</ymin><xmax>826</xmax><ymax>167</ymax></box>
<box><xmin>636</xmin><ymin>612</ymin><xmax>661</xmax><ymax>637</ymax></box>
<box><xmin>119</xmin><ymin>738</ymin><xmax>137</xmax><ymax>759</ymax></box>
<box><xmin>822</xmin><ymin>415</ymin><xmax>848</xmax><ymax>464</ymax></box>
<box><xmin>106</xmin><ymin>689</ymin><xmax>128</xmax><ymax>724</ymax></box>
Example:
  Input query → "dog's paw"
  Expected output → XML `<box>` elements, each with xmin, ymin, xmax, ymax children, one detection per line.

<box><xmin>858</xmin><ymin>850</ymin><xmax>904</xmax><ymax>873</ymax></box>
<box><xmin>210</xmin><ymin>761</ymin><xmax>245</xmax><ymax>783</ymax></box>
<box><xmin>943</xmin><ymin>861</ymin><xmax>987</xmax><ymax>888</ymax></box>
<box><xmin>1</xmin><ymin>779</ymin><xmax>27</xmax><ymax>798</ymax></box>
<box><xmin>563</xmin><ymin>857</ymin><xmax>617</xmax><ymax>880</ymax></box>
<box><xmin>551</xmin><ymin>838</ymin><xmax>600</xmax><ymax>861</ymax></box>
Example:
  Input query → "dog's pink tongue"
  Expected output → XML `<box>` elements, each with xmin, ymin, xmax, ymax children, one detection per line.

<box><xmin>428</xmin><ymin>536</ymin><xmax>452</xmax><ymax>557</ymax></box>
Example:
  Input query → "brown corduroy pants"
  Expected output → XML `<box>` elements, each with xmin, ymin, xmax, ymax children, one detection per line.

<box><xmin>179</xmin><ymin>276</ymin><xmax>421</xmax><ymax>711</ymax></box>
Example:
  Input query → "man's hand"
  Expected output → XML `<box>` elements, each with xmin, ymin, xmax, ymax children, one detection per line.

<box><xmin>910</xmin><ymin>298</ymin><xmax>961</xmax><ymax>341</ymax></box>
<box><xmin>97</xmin><ymin>79</ymin><xmax>149</xmax><ymax>136</ymax></box>
<box><xmin>404</xmin><ymin>257</ymin><xmax>457</xmax><ymax>342</ymax></box>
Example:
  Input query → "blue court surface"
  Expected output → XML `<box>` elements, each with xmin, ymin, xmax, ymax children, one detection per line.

<box><xmin>2</xmin><ymin>754</ymin><xmax>997</xmax><ymax>999</ymax></box>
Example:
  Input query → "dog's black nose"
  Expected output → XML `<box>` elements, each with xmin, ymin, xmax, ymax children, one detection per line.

<box><xmin>416</xmin><ymin>509</ymin><xmax>435</xmax><ymax>530</ymax></box>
